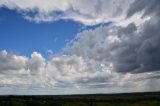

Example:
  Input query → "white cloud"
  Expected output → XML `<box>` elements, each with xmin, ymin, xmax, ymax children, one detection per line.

<box><xmin>28</xmin><ymin>52</ymin><xmax>45</xmax><ymax>75</ymax></box>
<box><xmin>0</xmin><ymin>50</ymin><xmax>28</xmax><ymax>72</ymax></box>
<box><xmin>0</xmin><ymin>50</ymin><xmax>160</xmax><ymax>94</ymax></box>
<box><xmin>0</xmin><ymin>0</ymin><xmax>160</xmax><ymax>94</ymax></box>
<box><xmin>0</xmin><ymin>0</ymin><xmax>135</xmax><ymax>25</ymax></box>
<box><xmin>114</xmin><ymin>12</ymin><xmax>151</xmax><ymax>27</ymax></box>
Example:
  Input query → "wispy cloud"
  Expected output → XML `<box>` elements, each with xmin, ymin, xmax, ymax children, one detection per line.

<box><xmin>0</xmin><ymin>0</ymin><xmax>134</xmax><ymax>25</ymax></box>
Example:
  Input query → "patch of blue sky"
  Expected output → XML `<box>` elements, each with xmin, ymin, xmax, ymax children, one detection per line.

<box><xmin>0</xmin><ymin>7</ymin><xmax>81</xmax><ymax>58</ymax></box>
<box><xmin>82</xmin><ymin>21</ymin><xmax>112</xmax><ymax>30</ymax></box>
<box><xmin>0</xmin><ymin>7</ymin><xmax>112</xmax><ymax>59</ymax></box>
<box><xmin>96</xmin><ymin>65</ymin><xmax>104</xmax><ymax>72</ymax></box>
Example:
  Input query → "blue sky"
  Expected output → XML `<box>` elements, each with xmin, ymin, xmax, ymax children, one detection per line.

<box><xmin>0</xmin><ymin>7</ymin><xmax>112</xmax><ymax>58</ymax></box>
<box><xmin>0</xmin><ymin>7</ymin><xmax>82</xmax><ymax>57</ymax></box>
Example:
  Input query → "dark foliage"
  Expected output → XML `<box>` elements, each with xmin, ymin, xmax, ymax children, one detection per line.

<box><xmin>0</xmin><ymin>92</ymin><xmax>160</xmax><ymax>106</ymax></box>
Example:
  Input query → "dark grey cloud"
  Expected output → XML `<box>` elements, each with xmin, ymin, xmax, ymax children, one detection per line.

<box><xmin>113</xmin><ymin>21</ymin><xmax>160</xmax><ymax>73</ymax></box>
<box><xmin>127</xmin><ymin>0</ymin><xmax>160</xmax><ymax>17</ymax></box>
<box><xmin>125</xmin><ymin>0</ymin><xmax>160</xmax><ymax>73</ymax></box>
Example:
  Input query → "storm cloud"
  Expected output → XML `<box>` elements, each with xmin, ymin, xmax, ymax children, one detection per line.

<box><xmin>66</xmin><ymin>0</ymin><xmax>160</xmax><ymax>73</ymax></box>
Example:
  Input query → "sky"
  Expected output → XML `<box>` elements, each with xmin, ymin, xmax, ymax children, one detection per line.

<box><xmin>0</xmin><ymin>7</ymin><xmax>82</xmax><ymax>57</ymax></box>
<box><xmin>0</xmin><ymin>0</ymin><xmax>160</xmax><ymax>95</ymax></box>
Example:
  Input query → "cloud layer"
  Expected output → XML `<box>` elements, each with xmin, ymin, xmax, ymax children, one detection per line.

<box><xmin>66</xmin><ymin>0</ymin><xmax>160</xmax><ymax>74</ymax></box>
<box><xmin>0</xmin><ymin>0</ymin><xmax>134</xmax><ymax>25</ymax></box>
<box><xmin>0</xmin><ymin>50</ymin><xmax>160</xmax><ymax>94</ymax></box>
<box><xmin>0</xmin><ymin>0</ymin><xmax>160</xmax><ymax>94</ymax></box>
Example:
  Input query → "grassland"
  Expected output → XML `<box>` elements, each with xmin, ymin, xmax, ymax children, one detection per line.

<box><xmin>0</xmin><ymin>92</ymin><xmax>160</xmax><ymax>106</ymax></box>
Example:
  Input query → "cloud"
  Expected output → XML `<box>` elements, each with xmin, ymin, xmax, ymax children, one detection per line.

<box><xmin>0</xmin><ymin>0</ymin><xmax>134</xmax><ymax>25</ymax></box>
<box><xmin>66</xmin><ymin>0</ymin><xmax>160</xmax><ymax>73</ymax></box>
<box><xmin>0</xmin><ymin>50</ymin><xmax>160</xmax><ymax>94</ymax></box>
<box><xmin>127</xmin><ymin>0</ymin><xmax>160</xmax><ymax>18</ymax></box>
<box><xmin>0</xmin><ymin>50</ymin><xmax>28</xmax><ymax>72</ymax></box>
<box><xmin>28</xmin><ymin>52</ymin><xmax>45</xmax><ymax>75</ymax></box>
<box><xmin>0</xmin><ymin>0</ymin><xmax>160</xmax><ymax>94</ymax></box>
<box><xmin>66</xmin><ymin>21</ymin><xmax>160</xmax><ymax>73</ymax></box>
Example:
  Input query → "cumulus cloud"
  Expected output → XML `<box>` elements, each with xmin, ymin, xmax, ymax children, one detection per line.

<box><xmin>28</xmin><ymin>52</ymin><xmax>45</xmax><ymax>75</ymax></box>
<box><xmin>0</xmin><ymin>50</ymin><xmax>28</xmax><ymax>72</ymax></box>
<box><xmin>0</xmin><ymin>0</ymin><xmax>135</xmax><ymax>25</ymax></box>
<box><xmin>0</xmin><ymin>0</ymin><xmax>160</xmax><ymax>94</ymax></box>
<box><xmin>66</xmin><ymin>0</ymin><xmax>160</xmax><ymax>74</ymax></box>
<box><xmin>0</xmin><ymin>50</ymin><xmax>160</xmax><ymax>94</ymax></box>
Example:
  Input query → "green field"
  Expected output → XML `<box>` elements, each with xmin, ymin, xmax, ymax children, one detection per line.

<box><xmin>0</xmin><ymin>92</ymin><xmax>160</xmax><ymax>106</ymax></box>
